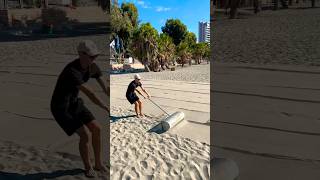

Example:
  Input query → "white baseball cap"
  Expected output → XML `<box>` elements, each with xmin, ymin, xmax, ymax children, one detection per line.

<box><xmin>134</xmin><ymin>74</ymin><xmax>141</xmax><ymax>80</ymax></box>
<box><xmin>77</xmin><ymin>40</ymin><xmax>100</xmax><ymax>56</ymax></box>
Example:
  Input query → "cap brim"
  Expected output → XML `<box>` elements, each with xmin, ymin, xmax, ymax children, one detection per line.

<box><xmin>88</xmin><ymin>50</ymin><xmax>100</xmax><ymax>56</ymax></box>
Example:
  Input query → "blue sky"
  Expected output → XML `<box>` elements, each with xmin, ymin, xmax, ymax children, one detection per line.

<box><xmin>117</xmin><ymin>0</ymin><xmax>210</xmax><ymax>41</ymax></box>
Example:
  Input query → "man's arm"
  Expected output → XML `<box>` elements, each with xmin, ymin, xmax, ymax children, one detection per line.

<box><xmin>96</xmin><ymin>77</ymin><xmax>109</xmax><ymax>96</ymax></box>
<box><xmin>135</xmin><ymin>88</ymin><xmax>146</xmax><ymax>98</ymax></box>
<box><xmin>78</xmin><ymin>84</ymin><xmax>109</xmax><ymax>113</ymax></box>
<box><xmin>140</xmin><ymin>86</ymin><xmax>150</xmax><ymax>98</ymax></box>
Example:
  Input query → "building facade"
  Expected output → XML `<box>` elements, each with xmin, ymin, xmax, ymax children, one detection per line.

<box><xmin>198</xmin><ymin>21</ymin><xmax>210</xmax><ymax>43</ymax></box>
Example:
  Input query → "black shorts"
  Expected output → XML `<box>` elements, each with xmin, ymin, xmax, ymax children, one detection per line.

<box><xmin>126</xmin><ymin>93</ymin><xmax>139</xmax><ymax>104</ymax></box>
<box><xmin>51</xmin><ymin>98</ymin><xmax>95</xmax><ymax>136</ymax></box>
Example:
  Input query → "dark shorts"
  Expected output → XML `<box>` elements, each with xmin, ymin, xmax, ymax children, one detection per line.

<box><xmin>126</xmin><ymin>93</ymin><xmax>139</xmax><ymax>104</ymax></box>
<box><xmin>51</xmin><ymin>98</ymin><xmax>95</xmax><ymax>136</ymax></box>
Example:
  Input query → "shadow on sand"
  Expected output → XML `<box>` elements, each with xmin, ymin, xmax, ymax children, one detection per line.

<box><xmin>0</xmin><ymin>22</ymin><xmax>110</xmax><ymax>42</ymax></box>
<box><xmin>148</xmin><ymin>122</ymin><xmax>168</xmax><ymax>134</ymax></box>
<box><xmin>0</xmin><ymin>169</ymin><xmax>83</xmax><ymax>180</ymax></box>
<box><xmin>110</xmin><ymin>115</ymin><xmax>136</xmax><ymax>123</ymax></box>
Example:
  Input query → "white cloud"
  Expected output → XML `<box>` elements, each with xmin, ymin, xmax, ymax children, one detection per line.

<box><xmin>155</xmin><ymin>6</ymin><xmax>171</xmax><ymax>12</ymax></box>
<box><xmin>137</xmin><ymin>0</ymin><xmax>150</xmax><ymax>8</ymax></box>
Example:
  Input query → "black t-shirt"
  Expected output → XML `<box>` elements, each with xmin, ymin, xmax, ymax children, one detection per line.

<box><xmin>126</xmin><ymin>80</ymin><xmax>142</xmax><ymax>96</ymax></box>
<box><xmin>51</xmin><ymin>59</ymin><xmax>102</xmax><ymax>108</ymax></box>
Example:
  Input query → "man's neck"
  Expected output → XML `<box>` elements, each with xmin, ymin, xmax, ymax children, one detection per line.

<box><xmin>79</xmin><ymin>58</ymin><xmax>89</xmax><ymax>70</ymax></box>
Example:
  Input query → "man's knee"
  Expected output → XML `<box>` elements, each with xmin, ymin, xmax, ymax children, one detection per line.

<box><xmin>76</xmin><ymin>127</ymin><xmax>90</xmax><ymax>143</ymax></box>
<box><xmin>137</xmin><ymin>100</ymin><xmax>142</xmax><ymax>105</ymax></box>
<box><xmin>86</xmin><ymin>120</ymin><xmax>101</xmax><ymax>134</ymax></box>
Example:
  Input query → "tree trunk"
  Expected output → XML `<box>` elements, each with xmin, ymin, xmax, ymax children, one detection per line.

<box><xmin>43</xmin><ymin>0</ymin><xmax>48</xmax><ymax>8</ymax></box>
<box><xmin>273</xmin><ymin>0</ymin><xmax>279</xmax><ymax>10</ymax></box>
<box><xmin>142</xmin><ymin>59</ymin><xmax>150</xmax><ymax>72</ymax></box>
<box><xmin>280</xmin><ymin>0</ymin><xmax>288</xmax><ymax>8</ymax></box>
<box><xmin>253</xmin><ymin>0</ymin><xmax>261</xmax><ymax>14</ymax></box>
<box><xmin>311</xmin><ymin>0</ymin><xmax>315</xmax><ymax>7</ymax></box>
<box><xmin>4</xmin><ymin>0</ymin><xmax>8</xmax><ymax>9</ymax></box>
<box><xmin>225</xmin><ymin>0</ymin><xmax>230</xmax><ymax>15</ymax></box>
<box><xmin>229</xmin><ymin>0</ymin><xmax>241</xmax><ymax>19</ymax></box>
<box><xmin>165</xmin><ymin>63</ymin><xmax>170</xmax><ymax>69</ymax></box>
<box><xmin>19</xmin><ymin>0</ymin><xmax>23</xmax><ymax>8</ymax></box>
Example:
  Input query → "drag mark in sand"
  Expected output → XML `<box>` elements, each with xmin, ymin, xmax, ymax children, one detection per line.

<box><xmin>111</xmin><ymin>83</ymin><xmax>210</xmax><ymax>95</ymax></box>
<box><xmin>3</xmin><ymin>110</ymin><xmax>54</xmax><ymax>121</ymax></box>
<box><xmin>114</xmin><ymin>97</ymin><xmax>209</xmax><ymax>113</ymax></box>
<box><xmin>268</xmin><ymin>85</ymin><xmax>320</xmax><ymax>92</ymax></box>
<box><xmin>0</xmin><ymin>70</ymin><xmax>57</xmax><ymax>77</ymax></box>
<box><xmin>213</xmin><ymin>90</ymin><xmax>320</xmax><ymax>104</ymax></box>
<box><xmin>1</xmin><ymin>81</ymin><xmax>47</xmax><ymax>87</ymax></box>
<box><xmin>214</xmin><ymin>145</ymin><xmax>320</xmax><ymax>164</ymax></box>
<box><xmin>231</xmin><ymin>66</ymin><xmax>320</xmax><ymax>75</ymax></box>
<box><xmin>147</xmin><ymin>95</ymin><xmax>209</xmax><ymax>105</ymax></box>
<box><xmin>213</xmin><ymin>120</ymin><xmax>320</xmax><ymax>136</ymax></box>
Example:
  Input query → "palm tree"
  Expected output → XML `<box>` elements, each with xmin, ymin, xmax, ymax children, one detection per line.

<box><xmin>192</xmin><ymin>43</ymin><xmax>209</xmax><ymax>65</ymax></box>
<box><xmin>131</xmin><ymin>23</ymin><xmax>159</xmax><ymax>72</ymax></box>
<box><xmin>158</xmin><ymin>33</ymin><xmax>176</xmax><ymax>69</ymax></box>
<box><xmin>176</xmin><ymin>42</ymin><xmax>192</xmax><ymax>67</ymax></box>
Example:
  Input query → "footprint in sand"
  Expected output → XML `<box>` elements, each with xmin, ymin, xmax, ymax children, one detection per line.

<box><xmin>124</xmin><ymin>152</ymin><xmax>129</xmax><ymax>159</ymax></box>
<box><xmin>140</xmin><ymin>161</ymin><xmax>148</xmax><ymax>169</ymax></box>
<box><xmin>168</xmin><ymin>149</ymin><xmax>179</xmax><ymax>160</ymax></box>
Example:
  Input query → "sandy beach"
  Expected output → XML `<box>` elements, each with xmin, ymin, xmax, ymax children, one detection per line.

<box><xmin>212</xmin><ymin>5</ymin><xmax>320</xmax><ymax>180</ymax></box>
<box><xmin>0</xmin><ymin>35</ymin><xmax>109</xmax><ymax>179</ymax></box>
<box><xmin>110</xmin><ymin>64</ymin><xmax>210</xmax><ymax>179</ymax></box>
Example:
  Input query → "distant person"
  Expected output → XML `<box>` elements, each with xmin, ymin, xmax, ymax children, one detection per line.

<box><xmin>50</xmin><ymin>40</ymin><xmax>109</xmax><ymax>178</ymax></box>
<box><xmin>126</xmin><ymin>74</ymin><xmax>150</xmax><ymax>118</ymax></box>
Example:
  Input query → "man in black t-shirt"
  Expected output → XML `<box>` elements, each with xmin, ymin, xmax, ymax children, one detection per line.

<box><xmin>50</xmin><ymin>40</ymin><xmax>109</xmax><ymax>178</ymax></box>
<box><xmin>126</xmin><ymin>74</ymin><xmax>150</xmax><ymax>118</ymax></box>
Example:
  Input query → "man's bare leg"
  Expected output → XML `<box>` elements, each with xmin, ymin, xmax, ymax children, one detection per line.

<box><xmin>76</xmin><ymin>127</ymin><xmax>94</xmax><ymax>176</ymax></box>
<box><xmin>86</xmin><ymin>120</ymin><xmax>106</xmax><ymax>171</ymax></box>
<box><xmin>134</xmin><ymin>101</ymin><xmax>140</xmax><ymax>117</ymax></box>
<box><xmin>138</xmin><ymin>100</ymin><xmax>144</xmax><ymax>117</ymax></box>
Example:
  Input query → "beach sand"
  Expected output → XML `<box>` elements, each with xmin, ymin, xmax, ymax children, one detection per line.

<box><xmin>110</xmin><ymin>64</ymin><xmax>210</xmax><ymax>179</ymax></box>
<box><xmin>0</xmin><ymin>35</ymin><xmax>109</xmax><ymax>179</ymax></box>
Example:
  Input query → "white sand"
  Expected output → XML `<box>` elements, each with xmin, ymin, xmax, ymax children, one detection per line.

<box><xmin>0</xmin><ymin>140</ymin><xmax>108</xmax><ymax>179</ymax></box>
<box><xmin>110</xmin><ymin>108</ymin><xmax>210</xmax><ymax>180</ymax></box>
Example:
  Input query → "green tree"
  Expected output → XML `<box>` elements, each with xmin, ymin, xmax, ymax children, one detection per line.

<box><xmin>111</xmin><ymin>3</ymin><xmax>133</xmax><ymax>55</ymax></box>
<box><xmin>162</xmin><ymin>19</ymin><xmax>188</xmax><ymax>46</ymax></box>
<box><xmin>192</xmin><ymin>42</ymin><xmax>209</xmax><ymax>64</ymax></box>
<box><xmin>158</xmin><ymin>33</ymin><xmax>176</xmax><ymax>69</ymax></box>
<box><xmin>121</xmin><ymin>3</ymin><xmax>139</xmax><ymax>28</ymax></box>
<box><xmin>176</xmin><ymin>41</ymin><xmax>192</xmax><ymax>67</ymax></box>
<box><xmin>184</xmin><ymin>32</ymin><xmax>197</xmax><ymax>47</ymax></box>
<box><xmin>131</xmin><ymin>23</ymin><xmax>159</xmax><ymax>72</ymax></box>
<box><xmin>204</xmin><ymin>43</ymin><xmax>211</xmax><ymax>64</ymax></box>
